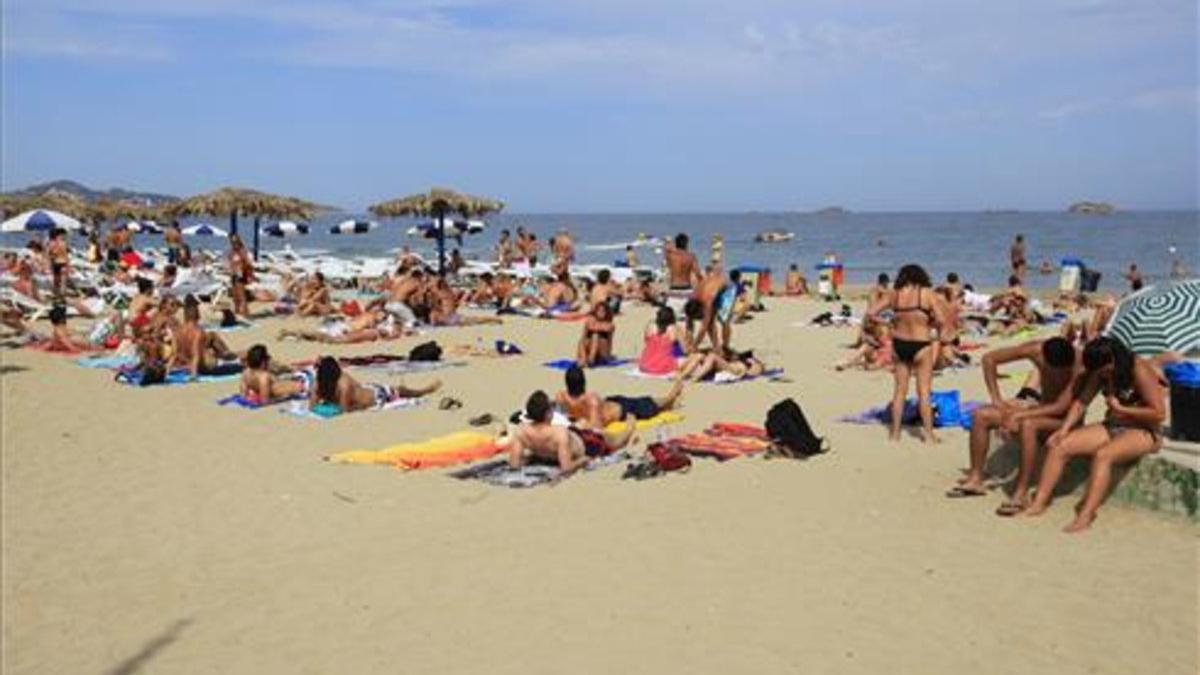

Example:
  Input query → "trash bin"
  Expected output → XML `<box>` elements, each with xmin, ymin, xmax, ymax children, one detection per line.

<box><xmin>1165</xmin><ymin>362</ymin><xmax>1200</xmax><ymax>442</ymax></box>
<box><xmin>1080</xmin><ymin>267</ymin><xmax>1102</xmax><ymax>293</ymax></box>
<box><xmin>817</xmin><ymin>262</ymin><xmax>843</xmax><ymax>299</ymax></box>
<box><xmin>1059</xmin><ymin>257</ymin><xmax>1083</xmax><ymax>292</ymax></box>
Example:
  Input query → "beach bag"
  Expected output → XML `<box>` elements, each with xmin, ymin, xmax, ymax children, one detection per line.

<box><xmin>931</xmin><ymin>390</ymin><xmax>963</xmax><ymax>428</ymax></box>
<box><xmin>340</xmin><ymin>300</ymin><xmax>362</xmax><ymax>317</ymax></box>
<box><xmin>765</xmin><ymin>399</ymin><xmax>825</xmax><ymax>457</ymax></box>
<box><xmin>648</xmin><ymin>443</ymin><xmax>692</xmax><ymax>472</ymax></box>
<box><xmin>408</xmin><ymin>341</ymin><xmax>443</xmax><ymax>362</ymax></box>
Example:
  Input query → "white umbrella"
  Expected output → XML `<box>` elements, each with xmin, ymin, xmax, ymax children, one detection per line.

<box><xmin>1</xmin><ymin>209</ymin><xmax>84</xmax><ymax>233</ymax></box>
<box><xmin>124</xmin><ymin>220</ymin><xmax>164</xmax><ymax>234</ymax></box>
<box><xmin>331</xmin><ymin>219</ymin><xmax>378</xmax><ymax>235</ymax></box>
<box><xmin>407</xmin><ymin>218</ymin><xmax>486</xmax><ymax>237</ymax></box>
<box><xmin>181</xmin><ymin>224</ymin><xmax>230</xmax><ymax>238</ymax></box>
<box><xmin>264</xmin><ymin>220</ymin><xmax>310</xmax><ymax>237</ymax></box>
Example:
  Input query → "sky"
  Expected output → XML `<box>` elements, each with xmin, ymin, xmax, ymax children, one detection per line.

<box><xmin>1</xmin><ymin>0</ymin><xmax>1197</xmax><ymax>212</ymax></box>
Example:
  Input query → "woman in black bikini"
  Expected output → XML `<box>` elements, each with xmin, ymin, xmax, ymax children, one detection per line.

<box><xmin>1022</xmin><ymin>337</ymin><xmax>1166</xmax><ymax>532</ymax></box>
<box><xmin>227</xmin><ymin>234</ymin><xmax>254</xmax><ymax>318</ymax></box>
<box><xmin>577</xmin><ymin>301</ymin><xmax>616</xmax><ymax>367</ymax></box>
<box><xmin>868</xmin><ymin>264</ymin><xmax>950</xmax><ymax>443</ymax></box>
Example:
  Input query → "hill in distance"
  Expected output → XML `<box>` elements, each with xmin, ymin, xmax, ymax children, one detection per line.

<box><xmin>6</xmin><ymin>179</ymin><xmax>179</xmax><ymax>206</ymax></box>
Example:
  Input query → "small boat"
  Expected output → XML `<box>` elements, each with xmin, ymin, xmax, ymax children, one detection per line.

<box><xmin>754</xmin><ymin>230</ymin><xmax>794</xmax><ymax>244</ymax></box>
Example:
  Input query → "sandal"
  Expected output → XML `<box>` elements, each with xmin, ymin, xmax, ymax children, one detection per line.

<box><xmin>945</xmin><ymin>485</ymin><xmax>988</xmax><ymax>498</ymax></box>
<box><xmin>469</xmin><ymin>413</ymin><xmax>495</xmax><ymax>427</ymax></box>
<box><xmin>995</xmin><ymin>502</ymin><xmax>1026</xmax><ymax>517</ymax></box>
<box><xmin>438</xmin><ymin>397</ymin><xmax>463</xmax><ymax>411</ymax></box>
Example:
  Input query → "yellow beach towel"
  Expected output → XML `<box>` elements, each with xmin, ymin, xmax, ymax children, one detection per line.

<box><xmin>326</xmin><ymin>431</ymin><xmax>501</xmax><ymax>469</ymax></box>
<box><xmin>605</xmin><ymin>411</ymin><xmax>684</xmax><ymax>433</ymax></box>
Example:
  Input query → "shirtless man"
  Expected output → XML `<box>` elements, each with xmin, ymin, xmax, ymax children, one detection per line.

<box><xmin>552</xmin><ymin>229</ymin><xmax>575</xmax><ymax>266</ymax></box>
<box><xmin>310</xmin><ymin>356</ymin><xmax>440</xmax><ymax>413</ymax></box>
<box><xmin>1122</xmin><ymin>263</ymin><xmax>1144</xmax><ymax>293</ymax></box>
<box><xmin>589</xmin><ymin>268</ymin><xmax>621</xmax><ymax>313</ymax></box>
<box><xmin>665</xmin><ymin>233</ymin><xmax>702</xmax><ymax>292</ymax></box>
<box><xmin>430</xmin><ymin>277</ymin><xmax>502</xmax><ymax>326</ymax></box>
<box><xmin>948</xmin><ymin>337</ymin><xmax>1082</xmax><ymax>514</ymax></box>
<box><xmin>170</xmin><ymin>297</ymin><xmax>238</xmax><ymax>378</ymax></box>
<box><xmin>240</xmin><ymin>344</ymin><xmax>309</xmax><ymax>403</ymax></box>
<box><xmin>538</xmin><ymin>271</ymin><xmax>579</xmax><ymax>311</ymax></box>
<box><xmin>682</xmin><ymin>266</ymin><xmax>735</xmax><ymax>354</ymax></box>
<box><xmin>555</xmin><ymin>365</ymin><xmax>684</xmax><ymax>430</ymax></box>
<box><xmin>164</xmin><ymin>222</ymin><xmax>183</xmax><ymax>265</ymax></box>
<box><xmin>506</xmin><ymin>390</ymin><xmax>636</xmax><ymax>474</ymax></box>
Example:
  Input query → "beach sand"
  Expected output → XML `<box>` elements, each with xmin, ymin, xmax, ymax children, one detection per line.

<box><xmin>2</xmin><ymin>296</ymin><xmax>1196</xmax><ymax>674</ymax></box>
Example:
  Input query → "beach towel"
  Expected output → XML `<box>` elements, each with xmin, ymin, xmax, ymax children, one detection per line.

<box><xmin>449</xmin><ymin>451</ymin><xmax>629</xmax><ymax>488</ymax></box>
<box><xmin>115</xmin><ymin>366</ymin><xmax>243</xmax><ymax>387</ymax></box>
<box><xmin>622</xmin><ymin>367</ymin><xmax>677</xmax><ymax>380</ymax></box>
<box><xmin>663</xmin><ymin>424</ymin><xmax>771</xmax><ymax>461</ymax></box>
<box><xmin>711</xmin><ymin>368</ymin><xmax>786</xmax><ymax>385</ymax></box>
<box><xmin>218</xmin><ymin>393</ymin><xmax>303</xmax><ymax>409</ymax></box>
<box><xmin>326</xmin><ymin>431</ymin><xmax>502</xmax><ymax>470</ymax></box>
<box><xmin>544</xmin><ymin>357</ymin><xmax>633</xmax><ymax>371</ymax></box>
<box><xmin>202</xmin><ymin>322</ymin><xmax>251</xmax><ymax>333</ymax></box>
<box><xmin>604</xmin><ymin>410</ymin><xmax>684</xmax><ymax>433</ymax></box>
<box><xmin>838</xmin><ymin>393</ymin><xmax>985</xmax><ymax>429</ymax></box>
<box><xmin>280</xmin><ymin>396</ymin><xmax>426</xmax><ymax>420</ymax></box>
<box><xmin>382</xmin><ymin>360</ymin><xmax>467</xmax><ymax>375</ymax></box>
<box><xmin>75</xmin><ymin>354</ymin><xmax>139</xmax><ymax>369</ymax></box>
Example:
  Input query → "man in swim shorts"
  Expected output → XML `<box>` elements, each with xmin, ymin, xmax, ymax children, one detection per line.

<box><xmin>506</xmin><ymin>390</ymin><xmax>636</xmax><ymax>474</ymax></box>
<box><xmin>555</xmin><ymin>365</ymin><xmax>684</xmax><ymax>429</ymax></box>
<box><xmin>949</xmin><ymin>337</ymin><xmax>1083</xmax><ymax>514</ymax></box>
<box><xmin>665</xmin><ymin>233</ymin><xmax>702</xmax><ymax>293</ymax></box>
<box><xmin>683</xmin><ymin>266</ymin><xmax>731</xmax><ymax>353</ymax></box>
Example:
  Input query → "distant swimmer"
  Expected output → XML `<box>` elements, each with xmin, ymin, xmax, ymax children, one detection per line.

<box><xmin>1038</xmin><ymin>260</ymin><xmax>1054</xmax><ymax>275</ymax></box>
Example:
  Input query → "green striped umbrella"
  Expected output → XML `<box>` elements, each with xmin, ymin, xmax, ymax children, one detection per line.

<box><xmin>1105</xmin><ymin>279</ymin><xmax>1200</xmax><ymax>355</ymax></box>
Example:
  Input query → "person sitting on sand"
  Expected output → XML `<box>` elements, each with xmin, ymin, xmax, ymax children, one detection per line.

<box><xmin>784</xmin><ymin>264</ymin><xmax>809</xmax><ymax>296</ymax></box>
<box><xmin>638</xmin><ymin>306</ymin><xmax>681</xmax><ymax>375</ymax></box>
<box><xmin>468</xmin><ymin>272</ymin><xmax>500</xmax><ymax>307</ymax></box>
<box><xmin>429</xmin><ymin>276</ymin><xmax>503</xmax><ymax>326</ymax></box>
<box><xmin>677</xmin><ymin>346</ymin><xmax>766</xmax><ymax>382</ymax></box>
<box><xmin>835</xmin><ymin>321</ymin><xmax>893</xmax><ymax>372</ymax></box>
<box><xmin>987</xmin><ymin>275</ymin><xmax>1032</xmax><ymax>335</ymax></box>
<box><xmin>683</xmin><ymin>266</ymin><xmax>735</xmax><ymax>354</ymax></box>
<box><xmin>589</xmin><ymin>268</ymin><xmax>622</xmax><ymax>314</ymax></box>
<box><xmin>36</xmin><ymin>305</ymin><xmax>94</xmax><ymax>352</ymax></box>
<box><xmin>11</xmin><ymin>257</ymin><xmax>41</xmax><ymax>303</ymax></box>
<box><xmin>309</xmin><ymin>356</ymin><xmax>441</xmax><ymax>413</ymax></box>
<box><xmin>536</xmin><ymin>271</ymin><xmax>579</xmax><ymax>312</ymax></box>
<box><xmin>240</xmin><ymin>344</ymin><xmax>311</xmax><ymax>403</ymax></box>
<box><xmin>169</xmin><ymin>296</ymin><xmax>239</xmax><ymax>379</ymax></box>
<box><xmin>127</xmin><ymin>277</ymin><xmax>158</xmax><ymax>325</ymax></box>
<box><xmin>867</xmin><ymin>264</ymin><xmax>951</xmax><ymax>444</ymax></box>
<box><xmin>555</xmin><ymin>365</ymin><xmax>683</xmax><ymax>430</ymax></box>
<box><xmin>947</xmin><ymin>337</ymin><xmax>1082</xmax><ymax>513</ymax></box>
<box><xmin>1022</xmin><ymin>337</ymin><xmax>1166</xmax><ymax>532</ymax></box>
<box><xmin>505</xmin><ymin>390</ymin><xmax>636</xmax><ymax>474</ymax></box>
<box><xmin>296</xmin><ymin>273</ymin><xmax>334</xmax><ymax>317</ymax></box>
<box><xmin>577</xmin><ymin>301</ymin><xmax>616</xmax><ymax>368</ymax></box>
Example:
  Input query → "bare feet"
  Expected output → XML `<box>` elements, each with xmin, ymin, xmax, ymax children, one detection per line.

<box><xmin>888</xmin><ymin>428</ymin><xmax>902</xmax><ymax>441</ymax></box>
<box><xmin>1062</xmin><ymin>513</ymin><xmax>1095</xmax><ymax>533</ymax></box>
<box><xmin>1020</xmin><ymin>505</ymin><xmax>1047</xmax><ymax>518</ymax></box>
<box><xmin>922</xmin><ymin>428</ymin><xmax>942</xmax><ymax>444</ymax></box>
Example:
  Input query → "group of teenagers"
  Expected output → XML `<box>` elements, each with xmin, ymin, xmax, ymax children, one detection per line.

<box><xmin>866</xmin><ymin>262</ymin><xmax>1173</xmax><ymax>532</ymax></box>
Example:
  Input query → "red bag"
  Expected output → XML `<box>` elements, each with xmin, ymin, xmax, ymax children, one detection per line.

<box><xmin>648</xmin><ymin>443</ymin><xmax>691</xmax><ymax>472</ymax></box>
<box><xmin>340</xmin><ymin>300</ymin><xmax>362</xmax><ymax>317</ymax></box>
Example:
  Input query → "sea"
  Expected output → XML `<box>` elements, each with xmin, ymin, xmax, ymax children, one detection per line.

<box><xmin>6</xmin><ymin>210</ymin><xmax>1197</xmax><ymax>290</ymax></box>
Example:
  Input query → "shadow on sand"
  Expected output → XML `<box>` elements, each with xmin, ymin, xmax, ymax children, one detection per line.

<box><xmin>104</xmin><ymin>617</ymin><xmax>194</xmax><ymax>675</ymax></box>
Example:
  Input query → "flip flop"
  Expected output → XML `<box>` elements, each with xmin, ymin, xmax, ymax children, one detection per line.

<box><xmin>469</xmin><ymin>413</ymin><xmax>495</xmax><ymax>427</ymax></box>
<box><xmin>438</xmin><ymin>397</ymin><xmax>463</xmax><ymax>411</ymax></box>
<box><xmin>995</xmin><ymin>502</ymin><xmax>1026</xmax><ymax>517</ymax></box>
<box><xmin>945</xmin><ymin>485</ymin><xmax>988</xmax><ymax>498</ymax></box>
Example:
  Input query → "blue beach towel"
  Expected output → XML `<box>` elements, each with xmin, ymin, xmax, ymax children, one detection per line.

<box><xmin>76</xmin><ymin>354</ymin><xmax>138</xmax><ymax>370</ymax></box>
<box><xmin>218</xmin><ymin>393</ymin><xmax>304</xmax><ymax>409</ymax></box>
<box><xmin>279</xmin><ymin>397</ymin><xmax>425</xmax><ymax>420</ymax></box>
<box><xmin>839</xmin><ymin>391</ymin><xmax>983</xmax><ymax>429</ymax></box>
<box><xmin>116</xmin><ymin>366</ymin><xmax>243</xmax><ymax>387</ymax></box>
<box><xmin>544</xmin><ymin>357</ymin><xmax>633</xmax><ymax>371</ymax></box>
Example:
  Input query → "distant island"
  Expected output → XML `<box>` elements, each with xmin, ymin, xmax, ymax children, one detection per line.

<box><xmin>1067</xmin><ymin>200</ymin><xmax>1116</xmax><ymax>215</ymax></box>
<box><xmin>4</xmin><ymin>179</ymin><xmax>179</xmax><ymax>206</ymax></box>
<box><xmin>813</xmin><ymin>206</ymin><xmax>848</xmax><ymax>216</ymax></box>
<box><xmin>983</xmin><ymin>209</ymin><xmax>1020</xmax><ymax>214</ymax></box>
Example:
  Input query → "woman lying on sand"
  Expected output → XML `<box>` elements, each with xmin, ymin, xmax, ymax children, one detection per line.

<box><xmin>678</xmin><ymin>346</ymin><xmax>766</xmax><ymax>382</ymax></box>
<box><xmin>1022</xmin><ymin>337</ymin><xmax>1166</xmax><ymax>532</ymax></box>
<box><xmin>277</xmin><ymin>309</ymin><xmax>408</xmax><ymax>344</ymax></box>
<box><xmin>310</xmin><ymin>356</ymin><xmax>441</xmax><ymax>413</ymax></box>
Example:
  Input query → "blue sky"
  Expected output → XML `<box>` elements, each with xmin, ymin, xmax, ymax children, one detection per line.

<box><xmin>2</xmin><ymin>0</ymin><xmax>1196</xmax><ymax>212</ymax></box>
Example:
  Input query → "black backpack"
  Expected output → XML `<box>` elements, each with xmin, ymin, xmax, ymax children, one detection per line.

<box><xmin>408</xmin><ymin>341</ymin><xmax>443</xmax><ymax>362</ymax></box>
<box><xmin>765</xmin><ymin>398</ymin><xmax>826</xmax><ymax>458</ymax></box>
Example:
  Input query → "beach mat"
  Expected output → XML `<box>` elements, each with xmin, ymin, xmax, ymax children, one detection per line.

<box><xmin>218</xmin><ymin>393</ymin><xmax>303</xmax><ymax>409</ymax></box>
<box><xmin>115</xmin><ymin>366</ymin><xmax>243</xmax><ymax>387</ymax></box>
<box><xmin>326</xmin><ymin>430</ymin><xmax>501</xmax><ymax>469</ymax></box>
<box><xmin>450</xmin><ymin>451</ymin><xmax>628</xmax><ymax>488</ymax></box>
<box><xmin>76</xmin><ymin>354</ymin><xmax>138</xmax><ymax>370</ymax></box>
<box><xmin>280</xmin><ymin>396</ymin><xmax>426</xmax><ymax>420</ymax></box>
<box><xmin>838</xmin><ymin>396</ymin><xmax>986</xmax><ymax>429</ymax></box>
<box><xmin>544</xmin><ymin>357</ymin><xmax>633</xmax><ymax>371</ymax></box>
<box><xmin>711</xmin><ymin>368</ymin><xmax>785</xmax><ymax>385</ymax></box>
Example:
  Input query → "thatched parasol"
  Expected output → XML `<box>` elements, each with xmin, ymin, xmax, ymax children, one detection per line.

<box><xmin>0</xmin><ymin>191</ymin><xmax>92</xmax><ymax>222</ymax></box>
<box><xmin>369</xmin><ymin>187</ymin><xmax>504</xmax><ymax>273</ymax></box>
<box><xmin>164</xmin><ymin>187</ymin><xmax>321</xmax><ymax>258</ymax></box>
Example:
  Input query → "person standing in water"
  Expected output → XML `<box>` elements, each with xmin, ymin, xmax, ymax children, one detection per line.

<box><xmin>1010</xmin><ymin>234</ymin><xmax>1027</xmax><ymax>279</ymax></box>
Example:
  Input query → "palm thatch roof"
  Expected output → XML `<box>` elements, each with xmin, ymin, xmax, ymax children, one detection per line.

<box><xmin>164</xmin><ymin>187</ymin><xmax>321</xmax><ymax>221</ymax></box>
<box><xmin>0</xmin><ymin>191</ymin><xmax>92</xmax><ymax>220</ymax></box>
<box><xmin>368</xmin><ymin>187</ymin><xmax>504</xmax><ymax>219</ymax></box>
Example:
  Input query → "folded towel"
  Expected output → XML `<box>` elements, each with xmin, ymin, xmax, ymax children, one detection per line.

<box><xmin>544</xmin><ymin>357</ymin><xmax>633</xmax><ymax>371</ymax></box>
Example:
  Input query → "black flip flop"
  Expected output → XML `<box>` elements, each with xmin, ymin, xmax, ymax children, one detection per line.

<box><xmin>995</xmin><ymin>502</ymin><xmax>1026</xmax><ymax>517</ymax></box>
<box><xmin>469</xmin><ymin>413</ymin><xmax>495</xmax><ymax>427</ymax></box>
<box><xmin>945</xmin><ymin>486</ymin><xmax>988</xmax><ymax>498</ymax></box>
<box><xmin>439</xmin><ymin>397</ymin><xmax>463</xmax><ymax>411</ymax></box>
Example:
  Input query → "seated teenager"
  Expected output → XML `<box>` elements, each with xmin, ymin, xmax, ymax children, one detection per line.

<box><xmin>240</xmin><ymin>344</ymin><xmax>311</xmax><ymax>403</ymax></box>
<box><xmin>577</xmin><ymin>301</ymin><xmax>616</xmax><ymax>367</ymax></box>
<box><xmin>555</xmin><ymin>365</ymin><xmax>683</xmax><ymax>429</ymax></box>
<box><xmin>948</xmin><ymin>337</ymin><xmax>1082</xmax><ymax>513</ymax></box>
<box><xmin>505</xmin><ymin>390</ymin><xmax>636</xmax><ymax>474</ymax></box>
<box><xmin>1023</xmin><ymin>337</ymin><xmax>1166</xmax><ymax>532</ymax></box>
<box><xmin>638</xmin><ymin>306</ymin><xmax>680</xmax><ymax>375</ymax></box>
<box><xmin>169</xmin><ymin>296</ymin><xmax>240</xmax><ymax>379</ymax></box>
<box><xmin>296</xmin><ymin>273</ymin><xmax>334</xmax><ymax>317</ymax></box>
<box><xmin>537</xmin><ymin>271</ymin><xmax>579</xmax><ymax>312</ymax></box>
<box><xmin>309</xmin><ymin>356</ymin><xmax>441</xmax><ymax>413</ymax></box>
<box><xmin>784</xmin><ymin>264</ymin><xmax>809</xmax><ymax>296</ymax></box>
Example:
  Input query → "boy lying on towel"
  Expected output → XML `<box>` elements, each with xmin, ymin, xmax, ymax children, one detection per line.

<box><xmin>554</xmin><ymin>364</ymin><xmax>683</xmax><ymax>430</ymax></box>
<box><xmin>506</xmin><ymin>390</ymin><xmax>637</xmax><ymax>475</ymax></box>
<box><xmin>309</xmin><ymin>356</ymin><xmax>441</xmax><ymax>414</ymax></box>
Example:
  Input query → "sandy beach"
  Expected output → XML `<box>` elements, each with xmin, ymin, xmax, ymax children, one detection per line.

<box><xmin>2</xmin><ymin>294</ymin><xmax>1195</xmax><ymax>675</ymax></box>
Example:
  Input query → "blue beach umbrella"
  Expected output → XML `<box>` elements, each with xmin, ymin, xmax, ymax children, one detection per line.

<box><xmin>330</xmin><ymin>219</ymin><xmax>378</xmax><ymax>235</ymax></box>
<box><xmin>181</xmin><ymin>224</ymin><xmax>230</xmax><ymax>238</ymax></box>
<box><xmin>0</xmin><ymin>209</ymin><xmax>84</xmax><ymax>233</ymax></box>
